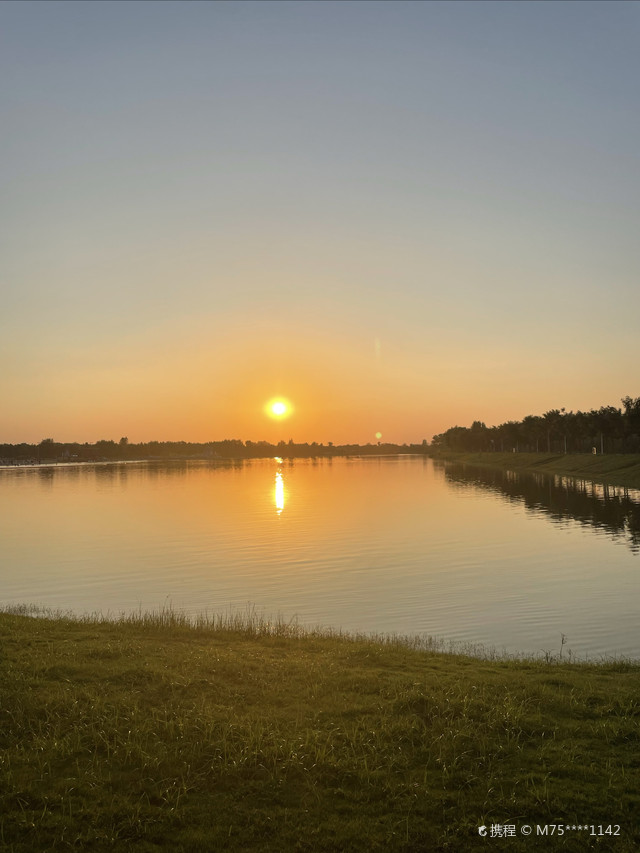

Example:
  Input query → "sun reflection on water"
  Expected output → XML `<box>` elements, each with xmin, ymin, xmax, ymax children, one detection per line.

<box><xmin>275</xmin><ymin>471</ymin><xmax>285</xmax><ymax>515</ymax></box>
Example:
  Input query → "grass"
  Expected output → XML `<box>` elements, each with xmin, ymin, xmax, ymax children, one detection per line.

<box><xmin>431</xmin><ymin>452</ymin><xmax>640</xmax><ymax>490</ymax></box>
<box><xmin>1</xmin><ymin>607</ymin><xmax>639</xmax><ymax>852</ymax></box>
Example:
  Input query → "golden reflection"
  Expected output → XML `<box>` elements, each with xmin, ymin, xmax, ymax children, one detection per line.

<box><xmin>275</xmin><ymin>470</ymin><xmax>285</xmax><ymax>515</ymax></box>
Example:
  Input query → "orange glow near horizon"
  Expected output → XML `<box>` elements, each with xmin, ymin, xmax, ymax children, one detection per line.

<box><xmin>4</xmin><ymin>5</ymin><xmax>640</xmax><ymax>453</ymax></box>
<box><xmin>4</xmin><ymin>316</ymin><xmax>630</xmax><ymax>447</ymax></box>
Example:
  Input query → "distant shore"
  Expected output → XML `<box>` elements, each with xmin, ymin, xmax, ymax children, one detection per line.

<box><xmin>2</xmin><ymin>607</ymin><xmax>639</xmax><ymax>851</ymax></box>
<box><xmin>0</xmin><ymin>451</ymin><xmax>427</xmax><ymax>471</ymax></box>
<box><xmin>0</xmin><ymin>441</ymin><xmax>428</xmax><ymax>468</ymax></box>
<box><xmin>431</xmin><ymin>450</ymin><xmax>640</xmax><ymax>491</ymax></box>
<box><xmin>5</xmin><ymin>451</ymin><xmax>640</xmax><ymax>491</ymax></box>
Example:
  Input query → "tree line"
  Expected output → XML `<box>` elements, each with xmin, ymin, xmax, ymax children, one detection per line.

<box><xmin>0</xmin><ymin>437</ymin><xmax>429</xmax><ymax>464</ymax></box>
<box><xmin>431</xmin><ymin>396</ymin><xmax>640</xmax><ymax>455</ymax></box>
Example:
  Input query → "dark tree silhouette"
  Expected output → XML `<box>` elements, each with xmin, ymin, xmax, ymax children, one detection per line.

<box><xmin>432</xmin><ymin>397</ymin><xmax>640</xmax><ymax>454</ymax></box>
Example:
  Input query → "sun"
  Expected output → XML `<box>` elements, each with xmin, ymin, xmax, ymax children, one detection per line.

<box><xmin>265</xmin><ymin>398</ymin><xmax>292</xmax><ymax>419</ymax></box>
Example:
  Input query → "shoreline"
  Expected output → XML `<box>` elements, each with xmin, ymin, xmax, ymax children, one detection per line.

<box><xmin>430</xmin><ymin>450</ymin><xmax>640</xmax><ymax>491</ymax></box>
<box><xmin>2</xmin><ymin>608</ymin><xmax>638</xmax><ymax>851</ymax></box>
<box><xmin>5</xmin><ymin>603</ymin><xmax>637</xmax><ymax>665</ymax></box>
<box><xmin>0</xmin><ymin>452</ymin><xmax>428</xmax><ymax>470</ymax></box>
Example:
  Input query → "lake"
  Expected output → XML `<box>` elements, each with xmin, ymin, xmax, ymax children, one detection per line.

<box><xmin>1</xmin><ymin>456</ymin><xmax>638</xmax><ymax>659</ymax></box>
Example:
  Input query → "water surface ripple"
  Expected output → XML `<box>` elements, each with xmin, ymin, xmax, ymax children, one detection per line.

<box><xmin>1</xmin><ymin>457</ymin><xmax>638</xmax><ymax>658</ymax></box>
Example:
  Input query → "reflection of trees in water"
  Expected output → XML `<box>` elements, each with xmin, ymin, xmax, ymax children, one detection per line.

<box><xmin>439</xmin><ymin>462</ymin><xmax>640</xmax><ymax>554</ymax></box>
<box><xmin>0</xmin><ymin>458</ymin><xmax>251</xmax><ymax>488</ymax></box>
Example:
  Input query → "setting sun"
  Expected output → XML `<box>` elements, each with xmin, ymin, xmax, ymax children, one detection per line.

<box><xmin>265</xmin><ymin>398</ymin><xmax>292</xmax><ymax>419</ymax></box>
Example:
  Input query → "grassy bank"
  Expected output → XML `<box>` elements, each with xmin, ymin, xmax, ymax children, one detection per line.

<box><xmin>431</xmin><ymin>451</ymin><xmax>640</xmax><ymax>490</ymax></box>
<box><xmin>1</xmin><ymin>610</ymin><xmax>638</xmax><ymax>851</ymax></box>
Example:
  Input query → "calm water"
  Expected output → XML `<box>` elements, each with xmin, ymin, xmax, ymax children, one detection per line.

<box><xmin>1</xmin><ymin>456</ymin><xmax>638</xmax><ymax>658</ymax></box>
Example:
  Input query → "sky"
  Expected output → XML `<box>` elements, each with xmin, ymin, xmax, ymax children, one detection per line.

<box><xmin>2</xmin><ymin>0</ymin><xmax>639</xmax><ymax>445</ymax></box>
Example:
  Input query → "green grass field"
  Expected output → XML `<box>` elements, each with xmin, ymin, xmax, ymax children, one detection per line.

<box><xmin>1</xmin><ymin>608</ymin><xmax>638</xmax><ymax>851</ymax></box>
<box><xmin>430</xmin><ymin>452</ymin><xmax>640</xmax><ymax>490</ymax></box>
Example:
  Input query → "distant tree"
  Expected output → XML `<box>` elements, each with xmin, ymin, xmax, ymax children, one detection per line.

<box><xmin>543</xmin><ymin>410</ymin><xmax>563</xmax><ymax>453</ymax></box>
<box><xmin>621</xmin><ymin>396</ymin><xmax>640</xmax><ymax>451</ymax></box>
<box><xmin>588</xmin><ymin>406</ymin><xmax>623</xmax><ymax>454</ymax></box>
<box><xmin>37</xmin><ymin>438</ymin><xmax>56</xmax><ymax>461</ymax></box>
<box><xmin>469</xmin><ymin>420</ymin><xmax>488</xmax><ymax>451</ymax></box>
<box><xmin>502</xmin><ymin>421</ymin><xmax>522</xmax><ymax>452</ymax></box>
<box><xmin>494</xmin><ymin>423</ymin><xmax>510</xmax><ymax>453</ymax></box>
<box><xmin>572</xmin><ymin>410</ymin><xmax>590</xmax><ymax>453</ymax></box>
<box><xmin>521</xmin><ymin>415</ymin><xmax>545</xmax><ymax>452</ymax></box>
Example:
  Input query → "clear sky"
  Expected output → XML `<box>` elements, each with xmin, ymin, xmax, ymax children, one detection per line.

<box><xmin>2</xmin><ymin>0</ymin><xmax>639</xmax><ymax>445</ymax></box>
